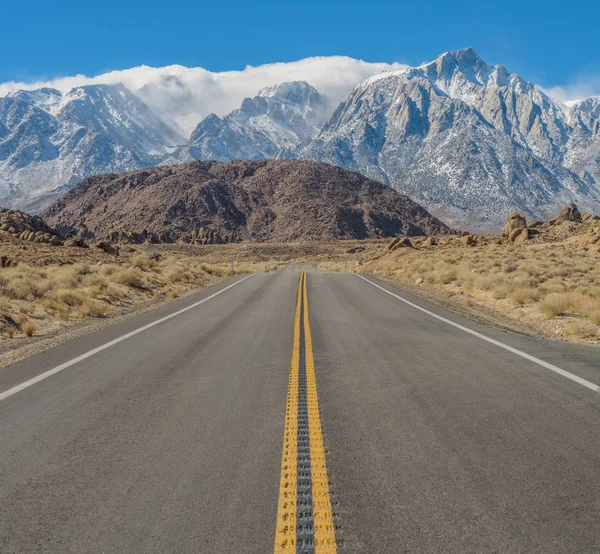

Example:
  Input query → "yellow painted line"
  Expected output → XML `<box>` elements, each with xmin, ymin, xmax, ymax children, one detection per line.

<box><xmin>303</xmin><ymin>273</ymin><xmax>337</xmax><ymax>553</ymax></box>
<box><xmin>274</xmin><ymin>273</ymin><xmax>303</xmax><ymax>552</ymax></box>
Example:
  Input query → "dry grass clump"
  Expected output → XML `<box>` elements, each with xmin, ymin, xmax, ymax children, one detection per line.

<box><xmin>21</xmin><ymin>320</ymin><xmax>37</xmax><ymax>337</ymax></box>
<box><xmin>539</xmin><ymin>293</ymin><xmax>569</xmax><ymax>318</ymax></box>
<box><xmin>510</xmin><ymin>287</ymin><xmax>541</xmax><ymax>306</ymax></box>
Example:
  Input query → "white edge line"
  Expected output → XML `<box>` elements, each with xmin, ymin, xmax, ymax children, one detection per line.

<box><xmin>355</xmin><ymin>274</ymin><xmax>600</xmax><ymax>393</ymax></box>
<box><xmin>0</xmin><ymin>274</ymin><xmax>256</xmax><ymax>403</ymax></box>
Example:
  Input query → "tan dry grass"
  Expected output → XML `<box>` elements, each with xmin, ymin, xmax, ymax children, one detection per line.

<box><xmin>361</xmin><ymin>236</ymin><xmax>600</xmax><ymax>343</ymax></box>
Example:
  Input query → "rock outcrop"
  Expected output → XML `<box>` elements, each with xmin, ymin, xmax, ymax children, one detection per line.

<box><xmin>0</xmin><ymin>208</ymin><xmax>63</xmax><ymax>245</ymax></box>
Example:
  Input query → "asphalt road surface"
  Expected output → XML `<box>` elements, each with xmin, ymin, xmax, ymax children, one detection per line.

<box><xmin>1</xmin><ymin>268</ymin><xmax>599</xmax><ymax>553</ymax></box>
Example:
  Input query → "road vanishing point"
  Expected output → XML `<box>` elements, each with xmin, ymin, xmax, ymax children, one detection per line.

<box><xmin>1</xmin><ymin>266</ymin><xmax>599</xmax><ymax>553</ymax></box>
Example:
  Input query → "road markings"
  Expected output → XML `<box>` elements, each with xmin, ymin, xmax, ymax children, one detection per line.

<box><xmin>275</xmin><ymin>273</ymin><xmax>336</xmax><ymax>553</ymax></box>
<box><xmin>356</xmin><ymin>274</ymin><xmax>600</xmax><ymax>393</ymax></box>
<box><xmin>302</xmin><ymin>273</ymin><xmax>336</xmax><ymax>551</ymax></box>
<box><xmin>0</xmin><ymin>274</ymin><xmax>255</xmax><ymax>403</ymax></box>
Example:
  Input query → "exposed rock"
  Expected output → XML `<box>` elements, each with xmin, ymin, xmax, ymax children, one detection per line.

<box><xmin>388</xmin><ymin>237</ymin><xmax>413</xmax><ymax>251</ymax></box>
<box><xmin>422</xmin><ymin>237</ymin><xmax>437</xmax><ymax>247</ymax></box>
<box><xmin>0</xmin><ymin>256</ymin><xmax>17</xmax><ymax>268</ymax></box>
<box><xmin>513</xmin><ymin>228</ymin><xmax>530</xmax><ymax>243</ymax></box>
<box><xmin>461</xmin><ymin>234</ymin><xmax>474</xmax><ymax>246</ymax></box>
<box><xmin>581</xmin><ymin>212</ymin><xmax>600</xmax><ymax>223</ymax></box>
<box><xmin>528</xmin><ymin>220</ymin><xmax>544</xmax><ymax>228</ymax></box>
<box><xmin>0</xmin><ymin>208</ymin><xmax>62</xmax><ymax>245</ymax></box>
<box><xmin>64</xmin><ymin>237</ymin><xmax>89</xmax><ymax>248</ymax></box>
<box><xmin>554</xmin><ymin>203</ymin><xmax>581</xmax><ymax>224</ymax></box>
<box><xmin>95</xmin><ymin>241</ymin><xmax>120</xmax><ymax>257</ymax></box>
<box><xmin>502</xmin><ymin>212</ymin><xmax>527</xmax><ymax>237</ymax></box>
<box><xmin>43</xmin><ymin>160</ymin><xmax>453</xmax><ymax>243</ymax></box>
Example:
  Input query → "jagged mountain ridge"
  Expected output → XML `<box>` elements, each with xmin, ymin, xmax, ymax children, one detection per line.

<box><xmin>163</xmin><ymin>81</ymin><xmax>332</xmax><ymax>164</ymax></box>
<box><xmin>285</xmin><ymin>49</ymin><xmax>600</xmax><ymax>229</ymax></box>
<box><xmin>0</xmin><ymin>84</ymin><xmax>184</xmax><ymax>212</ymax></box>
<box><xmin>43</xmin><ymin>160</ymin><xmax>453</xmax><ymax>242</ymax></box>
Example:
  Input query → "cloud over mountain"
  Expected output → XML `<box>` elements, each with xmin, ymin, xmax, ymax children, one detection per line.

<box><xmin>0</xmin><ymin>57</ymin><xmax>407</xmax><ymax>135</ymax></box>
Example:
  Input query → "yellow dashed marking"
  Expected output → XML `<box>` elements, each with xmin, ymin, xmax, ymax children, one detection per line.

<box><xmin>274</xmin><ymin>273</ymin><xmax>302</xmax><ymax>552</ymax></box>
<box><xmin>274</xmin><ymin>273</ymin><xmax>336</xmax><ymax>553</ymax></box>
<box><xmin>303</xmin><ymin>274</ymin><xmax>337</xmax><ymax>553</ymax></box>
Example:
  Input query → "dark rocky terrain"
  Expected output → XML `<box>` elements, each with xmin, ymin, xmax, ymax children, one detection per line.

<box><xmin>43</xmin><ymin>159</ymin><xmax>452</xmax><ymax>243</ymax></box>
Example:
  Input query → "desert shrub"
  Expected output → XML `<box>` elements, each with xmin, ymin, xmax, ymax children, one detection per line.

<box><xmin>77</xmin><ymin>300</ymin><xmax>107</xmax><ymax>318</ymax></box>
<box><xmin>565</xmin><ymin>320</ymin><xmax>597</xmax><ymax>339</ymax></box>
<box><xmin>587</xmin><ymin>310</ymin><xmax>600</xmax><ymax>326</ymax></box>
<box><xmin>55</xmin><ymin>289</ymin><xmax>85</xmax><ymax>307</ymax></box>
<box><xmin>438</xmin><ymin>269</ymin><xmax>458</xmax><ymax>285</ymax></box>
<box><xmin>131</xmin><ymin>255</ymin><xmax>157</xmax><ymax>271</ymax></box>
<box><xmin>510</xmin><ymin>287</ymin><xmax>540</xmax><ymax>305</ymax></box>
<box><xmin>167</xmin><ymin>267</ymin><xmax>192</xmax><ymax>283</ymax></box>
<box><xmin>540</xmin><ymin>293</ymin><xmax>569</xmax><ymax>318</ymax></box>
<box><xmin>1</xmin><ymin>325</ymin><xmax>16</xmax><ymax>338</ymax></box>
<box><xmin>22</xmin><ymin>321</ymin><xmax>37</xmax><ymax>337</ymax></box>
<box><xmin>111</xmin><ymin>269</ymin><xmax>145</xmax><ymax>288</ymax></box>
<box><xmin>4</xmin><ymin>279</ymin><xmax>49</xmax><ymax>300</ymax></box>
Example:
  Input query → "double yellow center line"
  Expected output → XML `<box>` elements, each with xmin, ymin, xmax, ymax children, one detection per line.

<box><xmin>274</xmin><ymin>272</ymin><xmax>336</xmax><ymax>553</ymax></box>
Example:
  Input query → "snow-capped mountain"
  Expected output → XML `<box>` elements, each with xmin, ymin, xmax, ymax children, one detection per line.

<box><xmin>2</xmin><ymin>50</ymin><xmax>600</xmax><ymax>228</ymax></box>
<box><xmin>0</xmin><ymin>84</ymin><xmax>183</xmax><ymax>211</ymax></box>
<box><xmin>164</xmin><ymin>81</ymin><xmax>331</xmax><ymax>164</ymax></box>
<box><xmin>286</xmin><ymin>49</ymin><xmax>600</xmax><ymax>229</ymax></box>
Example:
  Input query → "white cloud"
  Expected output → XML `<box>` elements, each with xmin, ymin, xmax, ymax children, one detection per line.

<box><xmin>544</xmin><ymin>80</ymin><xmax>600</xmax><ymax>106</ymax></box>
<box><xmin>0</xmin><ymin>56</ymin><xmax>407</xmax><ymax>136</ymax></box>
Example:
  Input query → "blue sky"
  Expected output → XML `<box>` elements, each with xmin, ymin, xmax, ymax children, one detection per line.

<box><xmin>3</xmin><ymin>0</ymin><xmax>599</xmax><ymax>94</ymax></box>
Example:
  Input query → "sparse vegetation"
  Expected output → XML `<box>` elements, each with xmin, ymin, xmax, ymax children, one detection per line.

<box><xmin>353</xmin><ymin>219</ymin><xmax>600</xmax><ymax>343</ymax></box>
<box><xmin>0</xmin><ymin>237</ymin><xmax>365</xmax><ymax>362</ymax></box>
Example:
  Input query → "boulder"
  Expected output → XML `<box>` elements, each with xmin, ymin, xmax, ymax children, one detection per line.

<box><xmin>502</xmin><ymin>212</ymin><xmax>527</xmax><ymax>237</ymax></box>
<box><xmin>581</xmin><ymin>212</ymin><xmax>600</xmax><ymax>223</ymax></box>
<box><xmin>95</xmin><ymin>241</ymin><xmax>120</xmax><ymax>257</ymax></box>
<box><xmin>0</xmin><ymin>256</ymin><xmax>17</xmax><ymax>268</ymax></box>
<box><xmin>64</xmin><ymin>237</ymin><xmax>88</xmax><ymax>248</ymax></box>
<box><xmin>513</xmin><ymin>228</ymin><xmax>530</xmax><ymax>243</ymax></box>
<box><xmin>554</xmin><ymin>203</ymin><xmax>581</xmax><ymax>224</ymax></box>
<box><xmin>388</xmin><ymin>237</ymin><xmax>413</xmax><ymax>251</ymax></box>
<box><xmin>461</xmin><ymin>234</ymin><xmax>474</xmax><ymax>246</ymax></box>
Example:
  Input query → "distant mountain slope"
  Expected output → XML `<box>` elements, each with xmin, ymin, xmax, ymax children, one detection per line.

<box><xmin>286</xmin><ymin>49</ymin><xmax>600</xmax><ymax>230</ymax></box>
<box><xmin>0</xmin><ymin>84</ymin><xmax>183</xmax><ymax>212</ymax></box>
<box><xmin>163</xmin><ymin>82</ymin><xmax>332</xmax><ymax>164</ymax></box>
<box><xmin>43</xmin><ymin>160</ymin><xmax>452</xmax><ymax>243</ymax></box>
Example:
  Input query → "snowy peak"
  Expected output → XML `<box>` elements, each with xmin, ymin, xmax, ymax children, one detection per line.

<box><xmin>167</xmin><ymin>81</ymin><xmax>333</xmax><ymax>164</ymax></box>
<box><xmin>420</xmin><ymin>47</ymin><xmax>494</xmax><ymax>88</ymax></box>
<box><xmin>256</xmin><ymin>81</ymin><xmax>323</xmax><ymax>107</ymax></box>
<box><xmin>6</xmin><ymin>88</ymin><xmax>63</xmax><ymax>114</ymax></box>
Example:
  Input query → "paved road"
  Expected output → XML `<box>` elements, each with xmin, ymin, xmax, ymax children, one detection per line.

<box><xmin>1</xmin><ymin>269</ymin><xmax>599</xmax><ymax>553</ymax></box>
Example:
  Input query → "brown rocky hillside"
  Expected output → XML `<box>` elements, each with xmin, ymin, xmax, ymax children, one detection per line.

<box><xmin>43</xmin><ymin>160</ymin><xmax>453</xmax><ymax>243</ymax></box>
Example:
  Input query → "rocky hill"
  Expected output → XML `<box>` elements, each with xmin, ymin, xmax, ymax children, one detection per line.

<box><xmin>42</xmin><ymin>160</ymin><xmax>452</xmax><ymax>243</ymax></box>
